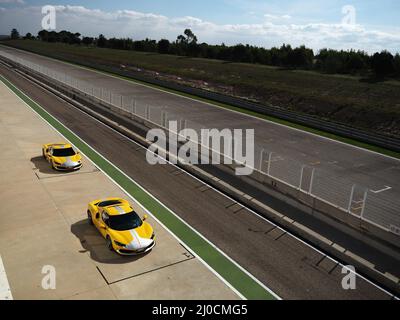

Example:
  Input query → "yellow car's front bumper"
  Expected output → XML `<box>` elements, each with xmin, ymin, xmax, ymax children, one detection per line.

<box><xmin>115</xmin><ymin>240</ymin><xmax>156</xmax><ymax>256</ymax></box>
<box><xmin>53</xmin><ymin>162</ymin><xmax>82</xmax><ymax>171</ymax></box>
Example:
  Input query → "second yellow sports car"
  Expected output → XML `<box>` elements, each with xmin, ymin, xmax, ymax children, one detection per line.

<box><xmin>87</xmin><ymin>198</ymin><xmax>155</xmax><ymax>255</ymax></box>
<box><xmin>42</xmin><ymin>143</ymin><xmax>82</xmax><ymax>171</ymax></box>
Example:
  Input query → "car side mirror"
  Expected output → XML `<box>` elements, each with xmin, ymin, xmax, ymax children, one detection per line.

<box><xmin>143</xmin><ymin>214</ymin><xmax>148</xmax><ymax>221</ymax></box>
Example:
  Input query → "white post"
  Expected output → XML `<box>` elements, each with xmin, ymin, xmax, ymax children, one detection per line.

<box><xmin>348</xmin><ymin>184</ymin><xmax>355</xmax><ymax>212</ymax></box>
<box><xmin>299</xmin><ymin>165</ymin><xmax>305</xmax><ymax>190</ymax></box>
<box><xmin>309</xmin><ymin>168</ymin><xmax>315</xmax><ymax>194</ymax></box>
<box><xmin>259</xmin><ymin>149</ymin><xmax>265</xmax><ymax>172</ymax></box>
<box><xmin>360</xmin><ymin>189</ymin><xmax>368</xmax><ymax>219</ymax></box>
<box><xmin>267</xmin><ymin>152</ymin><xmax>273</xmax><ymax>176</ymax></box>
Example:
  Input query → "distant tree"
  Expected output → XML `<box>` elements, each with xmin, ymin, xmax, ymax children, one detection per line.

<box><xmin>394</xmin><ymin>54</ymin><xmax>400</xmax><ymax>78</ymax></box>
<box><xmin>24</xmin><ymin>32</ymin><xmax>33</xmax><ymax>40</ymax></box>
<box><xmin>287</xmin><ymin>45</ymin><xmax>314</xmax><ymax>68</ymax></box>
<box><xmin>157</xmin><ymin>39</ymin><xmax>170</xmax><ymax>54</ymax></box>
<box><xmin>10</xmin><ymin>28</ymin><xmax>20</xmax><ymax>40</ymax></box>
<box><xmin>82</xmin><ymin>37</ymin><xmax>94</xmax><ymax>46</ymax></box>
<box><xmin>38</xmin><ymin>30</ymin><xmax>49</xmax><ymax>41</ymax></box>
<box><xmin>371</xmin><ymin>51</ymin><xmax>395</xmax><ymax>78</ymax></box>
<box><xmin>97</xmin><ymin>34</ymin><xmax>107</xmax><ymax>48</ymax></box>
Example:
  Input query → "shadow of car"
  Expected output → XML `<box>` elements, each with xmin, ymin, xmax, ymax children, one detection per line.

<box><xmin>31</xmin><ymin>155</ymin><xmax>72</xmax><ymax>174</ymax></box>
<box><xmin>70</xmin><ymin>219</ymin><xmax>149</xmax><ymax>264</ymax></box>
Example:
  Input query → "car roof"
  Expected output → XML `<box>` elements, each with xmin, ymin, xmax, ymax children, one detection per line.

<box><xmin>51</xmin><ymin>143</ymin><xmax>73</xmax><ymax>149</ymax></box>
<box><xmin>104</xmin><ymin>204</ymin><xmax>133</xmax><ymax>216</ymax></box>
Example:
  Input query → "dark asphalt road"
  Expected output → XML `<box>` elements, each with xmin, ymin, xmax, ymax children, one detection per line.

<box><xmin>0</xmin><ymin>65</ymin><xmax>394</xmax><ymax>300</ymax></box>
<box><xmin>0</xmin><ymin>45</ymin><xmax>399</xmax><ymax>231</ymax></box>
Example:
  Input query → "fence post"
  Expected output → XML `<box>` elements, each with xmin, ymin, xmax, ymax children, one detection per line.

<box><xmin>267</xmin><ymin>152</ymin><xmax>272</xmax><ymax>176</ymax></box>
<box><xmin>309</xmin><ymin>168</ymin><xmax>315</xmax><ymax>194</ymax></box>
<box><xmin>348</xmin><ymin>184</ymin><xmax>355</xmax><ymax>213</ymax></box>
<box><xmin>360</xmin><ymin>190</ymin><xmax>368</xmax><ymax>219</ymax></box>
<box><xmin>299</xmin><ymin>165</ymin><xmax>305</xmax><ymax>190</ymax></box>
<box><xmin>258</xmin><ymin>149</ymin><xmax>265</xmax><ymax>172</ymax></box>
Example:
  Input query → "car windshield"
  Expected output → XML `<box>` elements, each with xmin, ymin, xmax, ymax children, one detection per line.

<box><xmin>108</xmin><ymin>211</ymin><xmax>143</xmax><ymax>231</ymax></box>
<box><xmin>52</xmin><ymin>147</ymin><xmax>76</xmax><ymax>157</ymax></box>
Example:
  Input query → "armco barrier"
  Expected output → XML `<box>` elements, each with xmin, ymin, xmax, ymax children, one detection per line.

<box><xmin>1</xmin><ymin>43</ymin><xmax>399</xmax><ymax>152</ymax></box>
<box><xmin>3</xmin><ymin>54</ymin><xmax>399</xmax><ymax>251</ymax></box>
<box><xmin>9</xmin><ymin>59</ymin><xmax>400</xmax><ymax>295</ymax></box>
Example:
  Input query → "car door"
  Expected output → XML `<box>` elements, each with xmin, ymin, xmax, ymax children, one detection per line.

<box><xmin>98</xmin><ymin>210</ymin><xmax>110</xmax><ymax>238</ymax></box>
<box><xmin>46</xmin><ymin>147</ymin><xmax>53</xmax><ymax>162</ymax></box>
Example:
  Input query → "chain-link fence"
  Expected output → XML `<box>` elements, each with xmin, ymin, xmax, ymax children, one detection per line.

<box><xmin>2</xmin><ymin>51</ymin><xmax>399</xmax><ymax>235</ymax></box>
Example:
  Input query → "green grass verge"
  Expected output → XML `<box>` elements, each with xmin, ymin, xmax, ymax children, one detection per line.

<box><xmin>62</xmin><ymin>56</ymin><xmax>400</xmax><ymax>160</ymax></box>
<box><xmin>2</xmin><ymin>42</ymin><xmax>398</xmax><ymax>159</ymax></box>
<box><xmin>0</xmin><ymin>74</ymin><xmax>278</xmax><ymax>300</ymax></box>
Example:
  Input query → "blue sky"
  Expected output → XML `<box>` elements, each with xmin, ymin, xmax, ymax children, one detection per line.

<box><xmin>9</xmin><ymin>0</ymin><xmax>399</xmax><ymax>27</ymax></box>
<box><xmin>0</xmin><ymin>0</ymin><xmax>399</xmax><ymax>53</ymax></box>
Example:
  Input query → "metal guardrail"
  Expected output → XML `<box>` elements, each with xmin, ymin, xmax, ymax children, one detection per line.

<box><xmin>2</xmin><ymin>44</ymin><xmax>398</xmax><ymax>152</ymax></box>
<box><xmin>1</xmin><ymin>51</ymin><xmax>399</xmax><ymax>237</ymax></box>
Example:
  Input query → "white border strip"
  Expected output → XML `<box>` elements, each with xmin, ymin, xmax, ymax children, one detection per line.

<box><xmin>0</xmin><ymin>255</ymin><xmax>13</xmax><ymax>300</ymax></box>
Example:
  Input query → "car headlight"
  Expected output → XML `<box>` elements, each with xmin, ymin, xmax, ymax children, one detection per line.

<box><xmin>114</xmin><ymin>240</ymin><xmax>126</xmax><ymax>247</ymax></box>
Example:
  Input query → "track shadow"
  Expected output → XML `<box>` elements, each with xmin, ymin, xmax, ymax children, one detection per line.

<box><xmin>30</xmin><ymin>155</ymin><xmax>68</xmax><ymax>175</ymax></box>
<box><xmin>70</xmin><ymin>219</ymin><xmax>148</xmax><ymax>264</ymax></box>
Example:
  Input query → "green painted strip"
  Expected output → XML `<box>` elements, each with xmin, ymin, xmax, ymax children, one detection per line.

<box><xmin>0</xmin><ymin>74</ymin><xmax>277</xmax><ymax>300</ymax></box>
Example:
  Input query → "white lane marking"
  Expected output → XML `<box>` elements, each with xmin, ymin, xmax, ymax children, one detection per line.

<box><xmin>2</xmin><ymin>45</ymin><xmax>399</xmax><ymax>163</ymax></box>
<box><xmin>0</xmin><ymin>255</ymin><xmax>13</xmax><ymax>300</ymax></box>
<box><xmin>5</xmin><ymin>75</ymin><xmax>397</xmax><ymax>299</ymax></box>
<box><xmin>2</xmin><ymin>79</ymin><xmax>274</xmax><ymax>300</ymax></box>
<box><xmin>371</xmin><ymin>186</ymin><xmax>392</xmax><ymax>194</ymax></box>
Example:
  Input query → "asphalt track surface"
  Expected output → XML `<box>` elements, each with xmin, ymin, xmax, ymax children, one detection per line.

<box><xmin>0</xmin><ymin>45</ymin><xmax>399</xmax><ymax>231</ymax></box>
<box><xmin>0</xmin><ymin>64</ymin><xmax>395</xmax><ymax>300</ymax></box>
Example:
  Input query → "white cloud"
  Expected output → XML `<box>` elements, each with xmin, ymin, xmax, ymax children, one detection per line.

<box><xmin>264</xmin><ymin>13</ymin><xmax>292</xmax><ymax>20</ymax></box>
<box><xmin>0</xmin><ymin>0</ymin><xmax>24</xmax><ymax>4</ymax></box>
<box><xmin>0</xmin><ymin>5</ymin><xmax>398</xmax><ymax>54</ymax></box>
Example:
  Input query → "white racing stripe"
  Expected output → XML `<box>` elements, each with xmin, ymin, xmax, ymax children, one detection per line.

<box><xmin>0</xmin><ymin>255</ymin><xmax>13</xmax><ymax>300</ymax></box>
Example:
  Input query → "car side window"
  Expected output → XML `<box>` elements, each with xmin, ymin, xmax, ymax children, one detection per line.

<box><xmin>102</xmin><ymin>211</ymin><xmax>110</xmax><ymax>227</ymax></box>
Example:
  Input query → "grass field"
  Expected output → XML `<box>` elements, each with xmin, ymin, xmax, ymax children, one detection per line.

<box><xmin>3</xmin><ymin>40</ymin><xmax>400</xmax><ymax>138</ymax></box>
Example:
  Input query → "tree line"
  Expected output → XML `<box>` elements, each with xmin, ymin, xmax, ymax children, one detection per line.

<box><xmin>9</xmin><ymin>28</ymin><xmax>400</xmax><ymax>79</ymax></box>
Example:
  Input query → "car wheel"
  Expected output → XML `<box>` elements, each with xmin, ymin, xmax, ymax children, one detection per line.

<box><xmin>42</xmin><ymin>150</ymin><xmax>46</xmax><ymax>159</ymax></box>
<box><xmin>106</xmin><ymin>236</ymin><xmax>114</xmax><ymax>252</ymax></box>
<box><xmin>87</xmin><ymin>211</ymin><xmax>93</xmax><ymax>225</ymax></box>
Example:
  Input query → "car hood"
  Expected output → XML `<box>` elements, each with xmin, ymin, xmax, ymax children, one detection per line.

<box><xmin>52</xmin><ymin>154</ymin><xmax>81</xmax><ymax>164</ymax></box>
<box><xmin>109</xmin><ymin>221</ymin><xmax>154</xmax><ymax>246</ymax></box>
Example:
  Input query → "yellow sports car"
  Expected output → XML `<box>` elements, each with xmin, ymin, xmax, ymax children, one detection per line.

<box><xmin>42</xmin><ymin>143</ymin><xmax>82</xmax><ymax>171</ymax></box>
<box><xmin>87</xmin><ymin>198</ymin><xmax>155</xmax><ymax>255</ymax></box>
